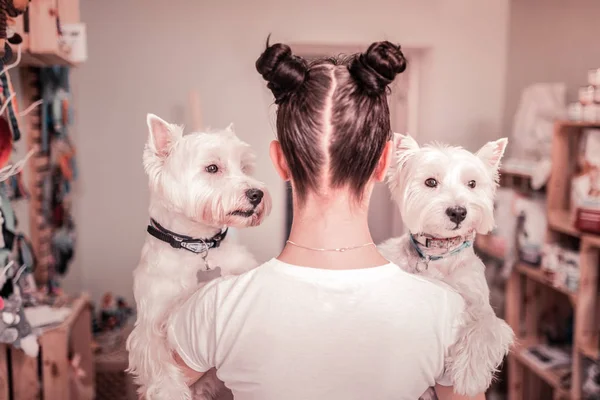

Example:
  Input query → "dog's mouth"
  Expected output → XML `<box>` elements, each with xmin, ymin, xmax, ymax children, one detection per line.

<box><xmin>228</xmin><ymin>209</ymin><xmax>255</xmax><ymax>218</ymax></box>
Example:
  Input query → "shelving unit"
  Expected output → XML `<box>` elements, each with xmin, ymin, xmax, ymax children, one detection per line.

<box><xmin>511</xmin><ymin>340</ymin><xmax>571</xmax><ymax>400</ymax></box>
<box><xmin>505</xmin><ymin>121</ymin><xmax>600</xmax><ymax>400</ymax></box>
<box><xmin>10</xmin><ymin>0</ymin><xmax>83</xmax><ymax>66</ymax></box>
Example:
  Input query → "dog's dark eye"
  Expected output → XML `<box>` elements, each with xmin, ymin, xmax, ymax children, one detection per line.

<box><xmin>205</xmin><ymin>164</ymin><xmax>219</xmax><ymax>174</ymax></box>
<box><xmin>468</xmin><ymin>180</ymin><xmax>476</xmax><ymax>189</ymax></box>
<box><xmin>425</xmin><ymin>178</ymin><xmax>438</xmax><ymax>188</ymax></box>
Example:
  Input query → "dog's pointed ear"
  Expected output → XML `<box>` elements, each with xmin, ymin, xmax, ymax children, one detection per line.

<box><xmin>394</xmin><ymin>133</ymin><xmax>419</xmax><ymax>154</ymax></box>
<box><xmin>225</xmin><ymin>123</ymin><xmax>235</xmax><ymax>132</ymax></box>
<box><xmin>477</xmin><ymin>138</ymin><xmax>508</xmax><ymax>171</ymax></box>
<box><xmin>387</xmin><ymin>133</ymin><xmax>419</xmax><ymax>192</ymax></box>
<box><xmin>393</xmin><ymin>133</ymin><xmax>419</xmax><ymax>167</ymax></box>
<box><xmin>146</xmin><ymin>114</ymin><xmax>182</xmax><ymax>158</ymax></box>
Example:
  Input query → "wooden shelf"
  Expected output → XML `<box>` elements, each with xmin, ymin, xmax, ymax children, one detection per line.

<box><xmin>42</xmin><ymin>294</ymin><xmax>90</xmax><ymax>333</ymax></box>
<box><xmin>555</xmin><ymin>121</ymin><xmax>600</xmax><ymax>129</ymax></box>
<box><xmin>515</xmin><ymin>263</ymin><xmax>577</xmax><ymax>305</ymax></box>
<box><xmin>548</xmin><ymin>209</ymin><xmax>580</xmax><ymax>237</ymax></box>
<box><xmin>475</xmin><ymin>235</ymin><xmax>505</xmax><ymax>260</ymax></box>
<box><xmin>583</xmin><ymin>233</ymin><xmax>600</xmax><ymax>248</ymax></box>
<box><xmin>548</xmin><ymin>209</ymin><xmax>600</xmax><ymax>248</ymax></box>
<box><xmin>510</xmin><ymin>340</ymin><xmax>571</xmax><ymax>398</ymax></box>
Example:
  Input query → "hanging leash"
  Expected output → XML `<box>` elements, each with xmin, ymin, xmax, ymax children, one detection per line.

<box><xmin>146</xmin><ymin>218</ymin><xmax>227</xmax><ymax>270</ymax></box>
<box><xmin>409</xmin><ymin>231</ymin><xmax>475</xmax><ymax>272</ymax></box>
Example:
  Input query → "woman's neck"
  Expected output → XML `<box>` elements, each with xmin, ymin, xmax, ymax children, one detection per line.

<box><xmin>278</xmin><ymin>191</ymin><xmax>389</xmax><ymax>270</ymax></box>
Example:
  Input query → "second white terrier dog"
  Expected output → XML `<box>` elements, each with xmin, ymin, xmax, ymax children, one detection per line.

<box><xmin>127</xmin><ymin>115</ymin><xmax>271</xmax><ymax>400</ymax></box>
<box><xmin>379</xmin><ymin>134</ymin><xmax>514</xmax><ymax>397</ymax></box>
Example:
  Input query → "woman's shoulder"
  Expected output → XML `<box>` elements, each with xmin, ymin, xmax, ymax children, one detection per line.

<box><xmin>386</xmin><ymin>262</ymin><xmax>465</xmax><ymax>309</ymax></box>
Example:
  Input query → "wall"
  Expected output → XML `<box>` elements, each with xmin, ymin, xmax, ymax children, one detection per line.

<box><xmin>503</xmin><ymin>0</ymin><xmax>600</xmax><ymax>136</ymax></box>
<box><xmin>71</xmin><ymin>0</ymin><xmax>510</xmax><ymax>304</ymax></box>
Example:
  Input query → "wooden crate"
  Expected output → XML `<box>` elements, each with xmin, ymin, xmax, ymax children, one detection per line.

<box><xmin>0</xmin><ymin>295</ymin><xmax>94</xmax><ymax>400</ymax></box>
<box><xmin>10</xmin><ymin>0</ymin><xmax>82</xmax><ymax>66</ymax></box>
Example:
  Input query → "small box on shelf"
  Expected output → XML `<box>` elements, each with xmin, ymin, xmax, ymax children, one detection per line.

<box><xmin>575</xmin><ymin>208</ymin><xmax>600</xmax><ymax>234</ymax></box>
<box><xmin>10</xmin><ymin>0</ymin><xmax>85</xmax><ymax>66</ymax></box>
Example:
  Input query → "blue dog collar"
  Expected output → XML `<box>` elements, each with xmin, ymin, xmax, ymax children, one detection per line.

<box><xmin>409</xmin><ymin>232</ymin><xmax>474</xmax><ymax>272</ymax></box>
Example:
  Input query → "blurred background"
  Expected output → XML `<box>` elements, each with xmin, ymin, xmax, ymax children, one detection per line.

<box><xmin>1</xmin><ymin>0</ymin><xmax>600</xmax><ymax>399</ymax></box>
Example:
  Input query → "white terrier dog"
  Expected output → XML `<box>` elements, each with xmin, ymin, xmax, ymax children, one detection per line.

<box><xmin>127</xmin><ymin>114</ymin><xmax>272</xmax><ymax>400</ymax></box>
<box><xmin>379</xmin><ymin>134</ymin><xmax>514</xmax><ymax>397</ymax></box>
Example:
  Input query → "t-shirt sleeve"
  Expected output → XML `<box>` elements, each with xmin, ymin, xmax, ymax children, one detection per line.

<box><xmin>167</xmin><ymin>282</ymin><xmax>219</xmax><ymax>373</ymax></box>
<box><xmin>435</xmin><ymin>289</ymin><xmax>466</xmax><ymax>386</ymax></box>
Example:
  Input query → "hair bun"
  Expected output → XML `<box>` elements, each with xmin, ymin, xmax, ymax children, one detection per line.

<box><xmin>256</xmin><ymin>39</ymin><xmax>308</xmax><ymax>104</ymax></box>
<box><xmin>349</xmin><ymin>41</ymin><xmax>407</xmax><ymax>95</ymax></box>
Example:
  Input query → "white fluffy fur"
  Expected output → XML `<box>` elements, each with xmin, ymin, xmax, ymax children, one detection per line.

<box><xmin>379</xmin><ymin>134</ymin><xmax>514</xmax><ymax>397</ymax></box>
<box><xmin>126</xmin><ymin>114</ymin><xmax>272</xmax><ymax>400</ymax></box>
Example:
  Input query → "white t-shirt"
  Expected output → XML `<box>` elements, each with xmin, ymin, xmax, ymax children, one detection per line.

<box><xmin>168</xmin><ymin>258</ymin><xmax>465</xmax><ymax>400</ymax></box>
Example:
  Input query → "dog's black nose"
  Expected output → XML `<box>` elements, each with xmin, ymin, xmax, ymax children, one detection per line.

<box><xmin>446</xmin><ymin>206</ymin><xmax>467</xmax><ymax>224</ymax></box>
<box><xmin>246</xmin><ymin>189</ymin><xmax>264</xmax><ymax>207</ymax></box>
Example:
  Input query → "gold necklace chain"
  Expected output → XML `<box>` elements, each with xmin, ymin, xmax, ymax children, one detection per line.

<box><xmin>286</xmin><ymin>240</ymin><xmax>375</xmax><ymax>253</ymax></box>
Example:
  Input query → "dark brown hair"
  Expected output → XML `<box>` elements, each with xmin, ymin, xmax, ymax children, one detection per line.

<box><xmin>256</xmin><ymin>40</ymin><xmax>407</xmax><ymax>202</ymax></box>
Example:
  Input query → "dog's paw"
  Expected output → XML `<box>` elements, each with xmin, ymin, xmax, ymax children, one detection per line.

<box><xmin>447</xmin><ymin>315</ymin><xmax>514</xmax><ymax>396</ymax></box>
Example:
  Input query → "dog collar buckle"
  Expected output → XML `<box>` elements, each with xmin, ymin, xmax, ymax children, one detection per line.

<box><xmin>179</xmin><ymin>240</ymin><xmax>208</xmax><ymax>254</ymax></box>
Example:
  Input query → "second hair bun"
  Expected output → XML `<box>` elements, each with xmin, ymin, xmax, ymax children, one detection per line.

<box><xmin>349</xmin><ymin>41</ymin><xmax>407</xmax><ymax>95</ymax></box>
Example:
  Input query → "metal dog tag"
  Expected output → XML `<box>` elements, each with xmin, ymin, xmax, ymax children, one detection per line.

<box><xmin>415</xmin><ymin>258</ymin><xmax>429</xmax><ymax>273</ymax></box>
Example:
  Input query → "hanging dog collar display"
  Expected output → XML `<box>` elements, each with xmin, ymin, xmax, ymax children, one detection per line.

<box><xmin>40</xmin><ymin>67</ymin><xmax>71</xmax><ymax>152</ymax></box>
<box><xmin>0</xmin><ymin>53</ymin><xmax>22</xmax><ymax>141</ymax></box>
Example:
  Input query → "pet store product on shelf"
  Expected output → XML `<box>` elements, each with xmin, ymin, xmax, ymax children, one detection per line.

<box><xmin>568</xmin><ymin>68</ymin><xmax>600</xmax><ymax>124</ymax></box>
<box><xmin>583</xmin><ymin>361</ymin><xmax>600</xmax><ymax>400</ymax></box>
<box><xmin>590</xmin><ymin>68</ymin><xmax>600</xmax><ymax>86</ymax></box>
<box><xmin>580</xmin><ymin>86</ymin><xmax>596</xmax><ymax>105</ymax></box>
<box><xmin>513</xmin><ymin>195</ymin><xmax>547</xmax><ymax>265</ymax></box>
<box><xmin>504</xmin><ymin>83</ymin><xmax>566</xmax><ymax>189</ymax></box>
<box><xmin>563</xmin><ymin>250</ymin><xmax>580</xmax><ymax>292</ymax></box>
<box><xmin>542</xmin><ymin>243</ymin><xmax>581</xmax><ymax>292</ymax></box>
<box><xmin>568</xmin><ymin>102</ymin><xmax>584</xmax><ymax>121</ymax></box>
<box><xmin>582</xmin><ymin>104</ymin><xmax>600</xmax><ymax>123</ymax></box>
<box><xmin>572</xmin><ymin>129</ymin><xmax>600</xmax><ymax>234</ymax></box>
<box><xmin>0</xmin><ymin>262</ymin><xmax>39</xmax><ymax>357</ymax></box>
